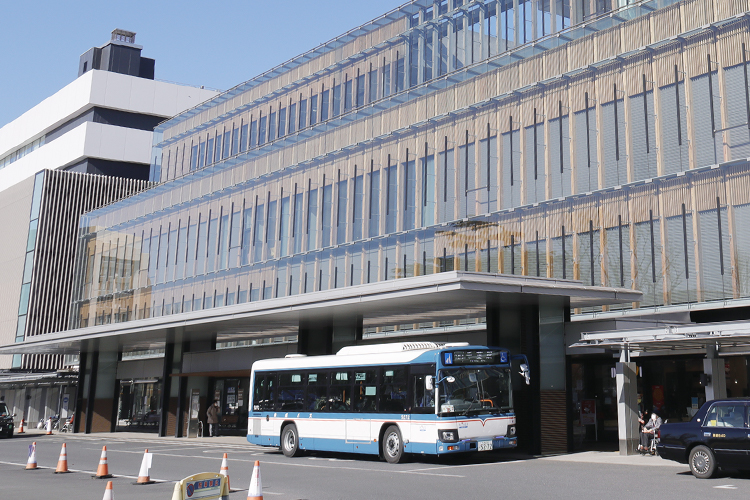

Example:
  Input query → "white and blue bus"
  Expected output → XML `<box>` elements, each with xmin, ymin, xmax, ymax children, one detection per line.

<box><xmin>247</xmin><ymin>341</ymin><xmax>529</xmax><ymax>463</ymax></box>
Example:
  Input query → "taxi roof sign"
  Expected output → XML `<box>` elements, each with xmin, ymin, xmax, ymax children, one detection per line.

<box><xmin>171</xmin><ymin>472</ymin><xmax>229</xmax><ymax>500</ymax></box>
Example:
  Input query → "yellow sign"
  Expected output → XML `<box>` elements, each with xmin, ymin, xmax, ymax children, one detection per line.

<box><xmin>171</xmin><ymin>472</ymin><xmax>229</xmax><ymax>500</ymax></box>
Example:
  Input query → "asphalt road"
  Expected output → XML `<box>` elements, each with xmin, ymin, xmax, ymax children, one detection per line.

<box><xmin>0</xmin><ymin>430</ymin><xmax>749</xmax><ymax>499</ymax></box>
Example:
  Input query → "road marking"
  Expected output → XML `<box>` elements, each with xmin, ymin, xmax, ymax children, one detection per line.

<box><xmin>714</xmin><ymin>485</ymin><xmax>737</xmax><ymax>490</ymax></box>
<box><xmin>0</xmin><ymin>461</ymin><xmax>172</xmax><ymax>483</ymax></box>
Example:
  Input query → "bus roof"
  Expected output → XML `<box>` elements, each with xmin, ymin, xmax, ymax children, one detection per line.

<box><xmin>250</xmin><ymin>342</ymin><xmax>508</xmax><ymax>373</ymax></box>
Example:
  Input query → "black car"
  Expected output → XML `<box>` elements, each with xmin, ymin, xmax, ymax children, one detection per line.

<box><xmin>0</xmin><ymin>403</ymin><xmax>14</xmax><ymax>438</ymax></box>
<box><xmin>657</xmin><ymin>398</ymin><xmax>750</xmax><ymax>478</ymax></box>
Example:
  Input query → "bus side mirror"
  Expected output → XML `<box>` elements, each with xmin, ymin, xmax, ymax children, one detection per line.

<box><xmin>425</xmin><ymin>376</ymin><xmax>434</xmax><ymax>391</ymax></box>
<box><xmin>519</xmin><ymin>364</ymin><xmax>530</xmax><ymax>385</ymax></box>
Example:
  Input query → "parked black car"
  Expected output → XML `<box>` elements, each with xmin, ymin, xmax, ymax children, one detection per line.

<box><xmin>0</xmin><ymin>403</ymin><xmax>14</xmax><ymax>438</ymax></box>
<box><xmin>657</xmin><ymin>398</ymin><xmax>750</xmax><ymax>478</ymax></box>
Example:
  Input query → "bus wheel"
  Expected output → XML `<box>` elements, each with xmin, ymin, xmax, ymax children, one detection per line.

<box><xmin>281</xmin><ymin>424</ymin><xmax>301</xmax><ymax>457</ymax></box>
<box><xmin>383</xmin><ymin>425</ymin><xmax>404</xmax><ymax>464</ymax></box>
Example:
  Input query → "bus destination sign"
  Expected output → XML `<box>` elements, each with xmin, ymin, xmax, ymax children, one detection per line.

<box><xmin>443</xmin><ymin>350</ymin><xmax>508</xmax><ymax>365</ymax></box>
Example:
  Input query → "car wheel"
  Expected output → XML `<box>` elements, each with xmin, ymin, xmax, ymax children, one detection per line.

<box><xmin>281</xmin><ymin>424</ymin><xmax>301</xmax><ymax>458</ymax></box>
<box><xmin>382</xmin><ymin>425</ymin><xmax>404</xmax><ymax>464</ymax></box>
<box><xmin>689</xmin><ymin>445</ymin><xmax>717</xmax><ymax>479</ymax></box>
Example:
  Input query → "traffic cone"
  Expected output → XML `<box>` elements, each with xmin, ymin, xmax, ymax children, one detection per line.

<box><xmin>136</xmin><ymin>449</ymin><xmax>154</xmax><ymax>484</ymax></box>
<box><xmin>102</xmin><ymin>481</ymin><xmax>115</xmax><ymax>500</ymax></box>
<box><xmin>17</xmin><ymin>419</ymin><xmax>24</xmax><ymax>434</ymax></box>
<box><xmin>25</xmin><ymin>442</ymin><xmax>38</xmax><ymax>470</ymax></box>
<box><xmin>55</xmin><ymin>442</ymin><xmax>70</xmax><ymax>473</ymax></box>
<box><xmin>247</xmin><ymin>460</ymin><xmax>262</xmax><ymax>500</ymax></box>
<box><xmin>95</xmin><ymin>446</ymin><xmax>112</xmax><ymax>478</ymax></box>
<box><xmin>45</xmin><ymin>418</ymin><xmax>52</xmax><ymax>435</ymax></box>
<box><xmin>219</xmin><ymin>453</ymin><xmax>230</xmax><ymax>490</ymax></box>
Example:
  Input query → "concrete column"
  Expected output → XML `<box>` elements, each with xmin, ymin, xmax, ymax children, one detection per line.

<box><xmin>616</xmin><ymin>350</ymin><xmax>639</xmax><ymax>455</ymax></box>
<box><xmin>704</xmin><ymin>344</ymin><xmax>727</xmax><ymax>401</ymax></box>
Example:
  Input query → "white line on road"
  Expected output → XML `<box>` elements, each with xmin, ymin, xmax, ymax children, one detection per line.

<box><xmin>0</xmin><ymin>461</ymin><xmax>172</xmax><ymax>483</ymax></box>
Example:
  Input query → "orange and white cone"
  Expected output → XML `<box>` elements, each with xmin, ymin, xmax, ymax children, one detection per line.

<box><xmin>17</xmin><ymin>419</ymin><xmax>24</xmax><ymax>434</ymax></box>
<box><xmin>219</xmin><ymin>453</ymin><xmax>230</xmax><ymax>490</ymax></box>
<box><xmin>25</xmin><ymin>442</ymin><xmax>38</xmax><ymax>470</ymax></box>
<box><xmin>45</xmin><ymin>418</ymin><xmax>52</xmax><ymax>435</ymax></box>
<box><xmin>136</xmin><ymin>449</ymin><xmax>154</xmax><ymax>484</ymax></box>
<box><xmin>55</xmin><ymin>442</ymin><xmax>70</xmax><ymax>473</ymax></box>
<box><xmin>247</xmin><ymin>460</ymin><xmax>262</xmax><ymax>500</ymax></box>
<box><xmin>102</xmin><ymin>480</ymin><xmax>115</xmax><ymax>500</ymax></box>
<box><xmin>95</xmin><ymin>445</ymin><xmax>112</xmax><ymax>478</ymax></box>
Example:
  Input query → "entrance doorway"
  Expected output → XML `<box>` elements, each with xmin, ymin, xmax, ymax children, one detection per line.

<box><xmin>116</xmin><ymin>380</ymin><xmax>162</xmax><ymax>433</ymax></box>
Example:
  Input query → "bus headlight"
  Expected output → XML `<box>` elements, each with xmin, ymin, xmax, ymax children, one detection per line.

<box><xmin>439</xmin><ymin>429</ymin><xmax>459</xmax><ymax>443</ymax></box>
<box><xmin>507</xmin><ymin>426</ymin><xmax>516</xmax><ymax>436</ymax></box>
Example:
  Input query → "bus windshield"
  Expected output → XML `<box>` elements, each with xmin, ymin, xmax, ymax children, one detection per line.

<box><xmin>438</xmin><ymin>367</ymin><xmax>512</xmax><ymax>416</ymax></box>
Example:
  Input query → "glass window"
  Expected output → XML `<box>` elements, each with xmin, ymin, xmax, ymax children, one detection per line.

<box><xmin>253</xmin><ymin>373</ymin><xmax>275</xmax><ymax>411</ymax></box>
<box><xmin>240</xmin><ymin>122</ymin><xmax>248</xmax><ymax>152</ymax></box>
<box><xmin>231</xmin><ymin>126</ymin><xmax>239</xmax><ymax>156</ymax></box>
<box><xmin>250</xmin><ymin>120</ymin><xmax>258</xmax><ymax>148</ymax></box>
<box><xmin>310</xmin><ymin>94</ymin><xmax>318</xmax><ymax>125</ymax></box>
<box><xmin>298</xmin><ymin>98</ymin><xmax>307</xmax><ymax>129</ymax></box>
<box><xmin>356</xmin><ymin>74</ymin><xmax>365</xmax><ymax>107</ymax></box>
<box><xmin>258</xmin><ymin>115</ymin><xmax>267</xmax><ymax>145</ymax></box>
<box><xmin>268</xmin><ymin>111</ymin><xmax>277</xmax><ymax>141</ymax></box>
<box><xmin>206</xmin><ymin>137</ymin><xmax>214</xmax><ymax>166</ymax></box>
<box><xmin>278</xmin><ymin>107</ymin><xmax>286</xmax><ymax>138</ymax></box>
<box><xmin>288</xmin><ymin>103</ymin><xmax>297</xmax><ymax>134</ymax></box>
<box><xmin>332</xmin><ymin>83</ymin><xmax>341</xmax><ymax>117</ymax></box>
<box><xmin>329</xmin><ymin>371</ymin><xmax>352</xmax><ymax>411</ymax></box>
<box><xmin>368</xmin><ymin>68</ymin><xmax>378</xmax><ymax>103</ymax></box>
<box><xmin>344</xmin><ymin>79</ymin><xmax>353</xmax><ymax>112</ymax></box>
<box><xmin>704</xmin><ymin>404</ymin><xmax>746</xmax><ymax>428</ymax></box>
<box><xmin>277</xmin><ymin>372</ymin><xmax>304</xmax><ymax>411</ymax></box>
<box><xmin>320</xmin><ymin>89</ymin><xmax>330</xmax><ymax>121</ymax></box>
<box><xmin>379</xmin><ymin>367</ymin><xmax>407</xmax><ymax>412</ymax></box>
<box><xmin>306</xmin><ymin>372</ymin><xmax>328</xmax><ymax>411</ymax></box>
<box><xmin>353</xmin><ymin>370</ymin><xmax>378</xmax><ymax>412</ymax></box>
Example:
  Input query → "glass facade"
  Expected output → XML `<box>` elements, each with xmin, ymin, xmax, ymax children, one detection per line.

<box><xmin>72</xmin><ymin>1</ymin><xmax>750</xmax><ymax>329</ymax></box>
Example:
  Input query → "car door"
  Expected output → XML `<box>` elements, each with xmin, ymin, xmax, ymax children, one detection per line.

<box><xmin>702</xmin><ymin>403</ymin><xmax>750</xmax><ymax>468</ymax></box>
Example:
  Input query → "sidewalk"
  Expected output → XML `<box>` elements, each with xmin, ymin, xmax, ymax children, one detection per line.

<box><xmin>540</xmin><ymin>450</ymin><xmax>686</xmax><ymax>468</ymax></box>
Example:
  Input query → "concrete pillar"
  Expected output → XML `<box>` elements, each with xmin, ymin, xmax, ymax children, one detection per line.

<box><xmin>616</xmin><ymin>349</ymin><xmax>639</xmax><ymax>455</ymax></box>
<box><xmin>704</xmin><ymin>344</ymin><xmax>727</xmax><ymax>401</ymax></box>
<box><xmin>298</xmin><ymin>313</ymin><xmax>362</xmax><ymax>356</ymax></box>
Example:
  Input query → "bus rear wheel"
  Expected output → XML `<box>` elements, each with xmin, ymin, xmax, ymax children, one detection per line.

<box><xmin>382</xmin><ymin>425</ymin><xmax>404</xmax><ymax>464</ymax></box>
<box><xmin>281</xmin><ymin>424</ymin><xmax>301</xmax><ymax>457</ymax></box>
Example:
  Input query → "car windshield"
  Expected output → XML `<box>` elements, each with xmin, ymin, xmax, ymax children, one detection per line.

<box><xmin>0</xmin><ymin>403</ymin><xmax>8</xmax><ymax>417</ymax></box>
<box><xmin>438</xmin><ymin>367</ymin><xmax>512</xmax><ymax>416</ymax></box>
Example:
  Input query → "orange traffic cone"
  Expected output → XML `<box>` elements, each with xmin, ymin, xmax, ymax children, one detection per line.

<box><xmin>219</xmin><ymin>452</ymin><xmax>230</xmax><ymax>490</ymax></box>
<box><xmin>95</xmin><ymin>446</ymin><xmax>112</xmax><ymax>478</ymax></box>
<box><xmin>55</xmin><ymin>442</ymin><xmax>70</xmax><ymax>473</ymax></box>
<box><xmin>17</xmin><ymin>419</ymin><xmax>24</xmax><ymax>434</ymax></box>
<box><xmin>247</xmin><ymin>460</ymin><xmax>262</xmax><ymax>500</ymax></box>
<box><xmin>25</xmin><ymin>442</ymin><xmax>38</xmax><ymax>470</ymax></box>
<box><xmin>45</xmin><ymin>418</ymin><xmax>52</xmax><ymax>435</ymax></box>
<box><xmin>136</xmin><ymin>449</ymin><xmax>154</xmax><ymax>484</ymax></box>
<box><xmin>102</xmin><ymin>480</ymin><xmax>115</xmax><ymax>500</ymax></box>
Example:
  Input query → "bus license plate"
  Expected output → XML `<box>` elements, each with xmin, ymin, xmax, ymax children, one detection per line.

<box><xmin>478</xmin><ymin>441</ymin><xmax>493</xmax><ymax>452</ymax></box>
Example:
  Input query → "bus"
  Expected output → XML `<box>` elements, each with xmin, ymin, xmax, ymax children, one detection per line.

<box><xmin>247</xmin><ymin>341</ymin><xmax>529</xmax><ymax>463</ymax></box>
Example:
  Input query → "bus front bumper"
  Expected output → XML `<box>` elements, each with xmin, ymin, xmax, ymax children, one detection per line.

<box><xmin>437</xmin><ymin>435</ymin><xmax>517</xmax><ymax>454</ymax></box>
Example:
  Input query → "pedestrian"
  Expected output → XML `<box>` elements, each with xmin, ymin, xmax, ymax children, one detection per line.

<box><xmin>638</xmin><ymin>411</ymin><xmax>662</xmax><ymax>453</ymax></box>
<box><xmin>206</xmin><ymin>400</ymin><xmax>221</xmax><ymax>437</ymax></box>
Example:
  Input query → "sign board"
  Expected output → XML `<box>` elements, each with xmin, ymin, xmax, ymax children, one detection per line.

<box><xmin>171</xmin><ymin>472</ymin><xmax>229</xmax><ymax>500</ymax></box>
<box><xmin>580</xmin><ymin>399</ymin><xmax>596</xmax><ymax>425</ymax></box>
<box><xmin>187</xmin><ymin>389</ymin><xmax>202</xmax><ymax>438</ymax></box>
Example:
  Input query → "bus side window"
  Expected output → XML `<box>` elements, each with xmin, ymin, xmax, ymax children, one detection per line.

<box><xmin>306</xmin><ymin>372</ymin><xmax>328</xmax><ymax>411</ymax></box>
<box><xmin>253</xmin><ymin>373</ymin><xmax>273</xmax><ymax>411</ymax></box>
<box><xmin>278</xmin><ymin>372</ymin><xmax>305</xmax><ymax>411</ymax></box>
<box><xmin>352</xmin><ymin>370</ymin><xmax>378</xmax><ymax>412</ymax></box>
<box><xmin>379</xmin><ymin>367</ymin><xmax>407</xmax><ymax>413</ymax></box>
<box><xmin>330</xmin><ymin>371</ymin><xmax>352</xmax><ymax>411</ymax></box>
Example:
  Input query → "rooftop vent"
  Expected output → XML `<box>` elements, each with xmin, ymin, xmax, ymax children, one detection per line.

<box><xmin>337</xmin><ymin>342</ymin><xmax>446</xmax><ymax>356</ymax></box>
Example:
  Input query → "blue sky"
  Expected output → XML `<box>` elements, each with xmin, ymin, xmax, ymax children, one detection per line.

<box><xmin>0</xmin><ymin>0</ymin><xmax>402</xmax><ymax>128</ymax></box>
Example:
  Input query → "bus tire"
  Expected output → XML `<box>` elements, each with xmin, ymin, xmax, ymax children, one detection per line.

<box><xmin>281</xmin><ymin>423</ymin><xmax>301</xmax><ymax>458</ymax></box>
<box><xmin>382</xmin><ymin>425</ymin><xmax>404</xmax><ymax>464</ymax></box>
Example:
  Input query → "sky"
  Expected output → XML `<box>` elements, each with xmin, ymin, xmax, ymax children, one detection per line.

<box><xmin>0</xmin><ymin>0</ymin><xmax>403</xmax><ymax>128</ymax></box>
